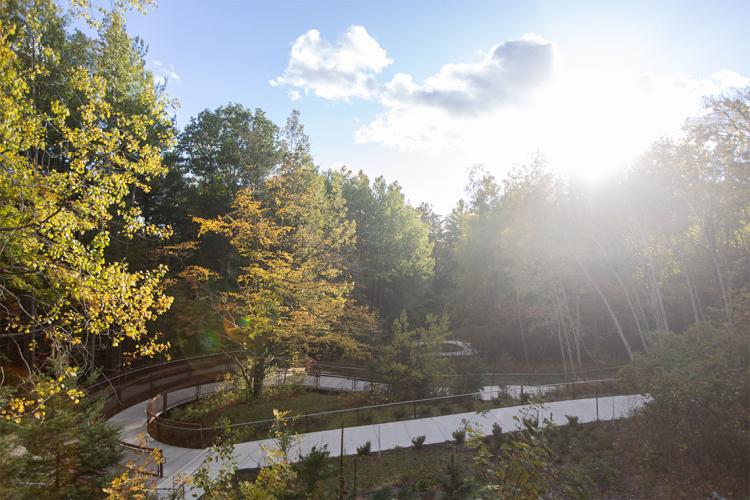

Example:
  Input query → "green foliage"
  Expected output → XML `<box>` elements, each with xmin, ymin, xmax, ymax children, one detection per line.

<box><xmin>295</xmin><ymin>445</ymin><xmax>334</xmax><ymax>498</ymax></box>
<box><xmin>410</xmin><ymin>435</ymin><xmax>426</xmax><ymax>449</ymax></box>
<box><xmin>0</xmin><ymin>0</ymin><xmax>173</xmax><ymax>421</ymax></box>
<box><xmin>356</xmin><ymin>440</ymin><xmax>371</xmax><ymax>456</ymax></box>
<box><xmin>0</xmin><ymin>394</ymin><xmax>123</xmax><ymax>499</ymax></box>
<box><xmin>372</xmin><ymin>311</ymin><xmax>451</xmax><ymax>400</ymax></box>
<box><xmin>438</xmin><ymin>454</ymin><xmax>475</xmax><ymax>499</ymax></box>
<box><xmin>338</xmin><ymin>169</ymin><xmax>434</xmax><ymax>322</ymax></box>
<box><xmin>469</xmin><ymin>406</ymin><xmax>557</xmax><ymax>499</ymax></box>
<box><xmin>620</xmin><ymin>325</ymin><xmax>750</xmax><ymax>477</ymax></box>
<box><xmin>451</xmin><ymin>428</ymin><xmax>465</xmax><ymax>445</ymax></box>
<box><xmin>191</xmin><ymin>410</ymin><xmax>297</xmax><ymax>500</ymax></box>
<box><xmin>195</xmin><ymin>160</ymin><xmax>374</xmax><ymax>397</ymax></box>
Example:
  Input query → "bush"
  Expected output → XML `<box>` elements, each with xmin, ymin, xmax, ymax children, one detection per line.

<box><xmin>356</xmin><ymin>440</ymin><xmax>371</xmax><ymax>456</ymax></box>
<box><xmin>439</xmin><ymin>404</ymin><xmax>453</xmax><ymax>415</ymax></box>
<box><xmin>438</xmin><ymin>454</ymin><xmax>474</xmax><ymax>499</ymax></box>
<box><xmin>491</xmin><ymin>422</ymin><xmax>503</xmax><ymax>437</ymax></box>
<box><xmin>452</xmin><ymin>429</ymin><xmax>465</xmax><ymax>444</ymax></box>
<box><xmin>565</xmin><ymin>415</ymin><xmax>579</xmax><ymax>427</ymax></box>
<box><xmin>295</xmin><ymin>445</ymin><xmax>334</xmax><ymax>497</ymax></box>
<box><xmin>620</xmin><ymin>326</ymin><xmax>749</xmax><ymax>478</ymax></box>
<box><xmin>393</xmin><ymin>406</ymin><xmax>408</xmax><ymax>420</ymax></box>
<box><xmin>411</xmin><ymin>435</ymin><xmax>426</xmax><ymax>449</ymax></box>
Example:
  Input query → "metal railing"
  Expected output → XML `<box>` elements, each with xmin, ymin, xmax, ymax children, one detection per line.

<box><xmin>146</xmin><ymin>376</ymin><xmax>623</xmax><ymax>448</ymax></box>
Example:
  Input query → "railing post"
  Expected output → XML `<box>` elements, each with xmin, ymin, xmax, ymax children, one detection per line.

<box><xmin>162</xmin><ymin>392</ymin><xmax>168</xmax><ymax>414</ymax></box>
<box><xmin>595</xmin><ymin>389</ymin><xmax>599</xmax><ymax>421</ymax></box>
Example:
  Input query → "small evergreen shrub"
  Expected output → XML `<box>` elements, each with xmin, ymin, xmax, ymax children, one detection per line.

<box><xmin>492</xmin><ymin>422</ymin><xmax>503</xmax><ymax>437</ymax></box>
<box><xmin>566</xmin><ymin>415</ymin><xmax>580</xmax><ymax>427</ymax></box>
<box><xmin>411</xmin><ymin>435</ymin><xmax>426</xmax><ymax>449</ymax></box>
<box><xmin>452</xmin><ymin>428</ymin><xmax>465</xmax><ymax>444</ymax></box>
<box><xmin>296</xmin><ymin>445</ymin><xmax>334</xmax><ymax>496</ymax></box>
<box><xmin>357</xmin><ymin>440</ymin><xmax>371</xmax><ymax>456</ymax></box>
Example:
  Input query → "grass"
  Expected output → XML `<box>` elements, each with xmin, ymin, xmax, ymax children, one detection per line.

<box><xmin>159</xmin><ymin>386</ymin><xmax>515</xmax><ymax>447</ymax></box>
<box><xmin>236</xmin><ymin>419</ymin><xmax>749</xmax><ymax>499</ymax></box>
<box><xmin>236</xmin><ymin>442</ymin><xmax>476</xmax><ymax>497</ymax></box>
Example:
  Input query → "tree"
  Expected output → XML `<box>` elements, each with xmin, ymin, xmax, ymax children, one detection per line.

<box><xmin>372</xmin><ymin>311</ymin><xmax>451</xmax><ymax>400</ymax></box>
<box><xmin>0</xmin><ymin>0</ymin><xmax>173</xmax><ymax>422</ymax></box>
<box><xmin>339</xmin><ymin>170</ymin><xmax>434</xmax><ymax>323</ymax></box>
<box><xmin>174</xmin><ymin>103</ymin><xmax>283</xmax><ymax>217</ymax></box>
<box><xmin>0</xmin><ymin>394</ymin><xmax>123</xmax><ymax>498</ymax></box>
<box><xmin>195</xmin><ymin>161</ymin><xmax>373</xmax><ymax>397</ymax></box>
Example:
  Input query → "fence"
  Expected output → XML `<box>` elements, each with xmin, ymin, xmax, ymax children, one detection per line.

<box><xmin>86</xmin><ymin>351</ymin><xmax>251</xmax><ymax>479</ymax></box>
<box><xmin>146</xmin><ymin>376</ymin><xmax>624</xmax><ymax>449</ymax></box>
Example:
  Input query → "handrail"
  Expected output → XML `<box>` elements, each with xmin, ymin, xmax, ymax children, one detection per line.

<box><xmin>84</xmin><ymin>350</ymin><xmax>250</xmax><ymax>392</ymax></box>
<box><xmin>158</xmin><ymin>377</ymin><xmax>620</xmax><ymax>431</ymax></box>
<box><xmin>145</xmin><ymin>376</ymin><xmax>622</xmax><ymax>449</ymax></box>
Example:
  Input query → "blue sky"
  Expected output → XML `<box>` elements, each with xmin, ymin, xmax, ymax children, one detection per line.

<box><xmin>125</xmin><ymin>1</ymin><xmax>750</xmax><ymax>213</ymax></box>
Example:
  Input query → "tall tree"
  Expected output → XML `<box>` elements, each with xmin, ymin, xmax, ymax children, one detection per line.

<box><xmin>196</xmin><ymin>162</ymin><xmax>374</xmax><ymax>397</ymax></box>
<box><xmin>339</xmin><ymin>170</ymin><xmax>434</xmax><ymax>323</ymax></box>
<box><xmin>0</xmin><ymin>0</ymin><xmax>174</xmax><ymax>423</ymax></box>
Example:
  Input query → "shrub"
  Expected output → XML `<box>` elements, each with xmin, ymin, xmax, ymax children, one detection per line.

<box><xmin>439</xmin><ymin>404</ymin><xmax>453</xmax><ymax>415</ymax></box>
<box><xmin>356</xmin><ymin>440</ymin><xmax>371</xmax><ymax>456</ymax></box>
<box><xmin>393</xmin><ymin>406</ymin><xmax>408</xmax><ymax>420</ymax></box>
<box><xmin>438</xmin><ymin>454</ymin><xmax>474</xmax><ymax>499</ymax></box>
<box><xmin>565</xmin><ymin>415</ymin><xmax>579</xmax><ymax>427</ymax></box>
<box><xmin>491</xmin><ymin>422</ymin><xmax>503</xmax><ymax>437</ymax></box>
<box><xmin>452</xmin><ymin>429</ymin><xmax>465</xmax><ymax>444</ymax></box>
<box><xmin>295</xmin><ymin>445</ymin><xmax>334</xmax><ymax>497</ymax></box>
<box><xmin>620</xmin><ymin>326</ymin><xmax>749</xmax><ymax>477</ymax></box>
<box><xmin>411</xmin><ymin>435</ymin><xmax>426</xmax><ymax>449</ymax></box>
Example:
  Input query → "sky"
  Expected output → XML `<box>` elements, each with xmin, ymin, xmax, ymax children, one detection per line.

<box><xmin>124</xmin><ymin>0</ymin><xmax>750</xmax><ymax>213</ymax></box>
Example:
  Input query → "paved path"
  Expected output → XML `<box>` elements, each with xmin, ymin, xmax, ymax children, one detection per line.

<box><xmin>107</xmin><ymin>378</ymin><xmax>646</xmax><ymax>497</ymax></box>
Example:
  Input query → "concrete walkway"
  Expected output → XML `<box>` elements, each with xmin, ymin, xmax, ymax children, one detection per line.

<box><xmin>107</xmin><ymin>379</ymin><xmax>646</xmax><ymax>497</ymax></box>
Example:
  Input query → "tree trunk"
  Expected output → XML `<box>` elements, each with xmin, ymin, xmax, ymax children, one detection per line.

<box><xmin>252</xmin><ymin>357</ymin><xmax>266</xmax><ymax>398</ymax></box>
<box><xmin>592</xmin><ymin>236</ymin><xmax>648</xmax><ymax>353</ymax></box>
<box><xmin>577</xmin><ymin>258</ymin><xmax>634</xmax><ymax>361</ymax></box>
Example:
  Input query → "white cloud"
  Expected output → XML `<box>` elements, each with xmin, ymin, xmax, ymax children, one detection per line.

<box><xmin>382</xmin><ymin>34</ymin><xmax>555</xmax><ymax>114</ymax></box>
<box><xmin>150</xmin><ymin>59</ymin><xmax>181</xmax><ymax>85</ymax></box>
<box><xmin>273</xmin><ymin>26</ymin><xmax>749</xmax><ymax>188</ymax></box>
<box><xmin>270</xmin><ymin>26</ymin><xmax>392</xmax><ymax>100</ymax></box>
<box><xmin>356</xmin><ymin>68</ymin><xmax>750</xmax><ymax>179</ymax></box>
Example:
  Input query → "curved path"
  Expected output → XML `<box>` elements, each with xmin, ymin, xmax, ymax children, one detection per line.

<box><xmin>107</xmin><ymin>374</ymin><xmax>646</xmax><ymax>498</ymax></box>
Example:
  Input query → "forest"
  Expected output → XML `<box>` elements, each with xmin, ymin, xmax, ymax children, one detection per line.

<box><xmin>0</xmin><ymin>1</ymin><xmax>748</xmax><ymax>499</ymax></box>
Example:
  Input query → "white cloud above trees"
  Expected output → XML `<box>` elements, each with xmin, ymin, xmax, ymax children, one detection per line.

<box><xmin>273</xmin><ymin>26</ymin><xmax>749</xmax><ymax>183</ymax></box>
<box><xmin>270</xmin><ymin>25</ymin><xmax>392</xmax><ymax>100</ymax></box>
